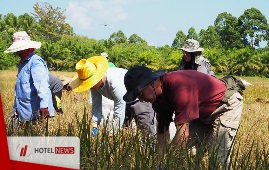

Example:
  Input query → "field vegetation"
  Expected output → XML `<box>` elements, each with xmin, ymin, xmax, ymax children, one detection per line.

<box><xmin>1</xmin><ymin>71</ymin><xmax>269</xmax><ymax>169</ymax></box>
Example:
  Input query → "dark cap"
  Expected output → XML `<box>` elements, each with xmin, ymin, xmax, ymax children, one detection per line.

<box><xmin>123</xmin><ymin>66</ymin><xmax>165</xmax><ymax>102</ymax></box>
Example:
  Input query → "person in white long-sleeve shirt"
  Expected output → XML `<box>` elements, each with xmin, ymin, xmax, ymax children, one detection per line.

<box><xmin>70</xmin><ymin>56</ymin><xmax>156</xmax><ymax>136</ymax></box>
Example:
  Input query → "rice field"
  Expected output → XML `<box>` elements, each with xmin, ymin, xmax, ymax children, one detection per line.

<box><xmin>1</xmin><ymin>70</ymin><xmax>269</xmax><ymax>170</ymax></box>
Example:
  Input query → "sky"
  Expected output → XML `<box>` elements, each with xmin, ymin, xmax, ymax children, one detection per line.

<box><xmin>1</xmin><ymin>0</ymin><xmax>269</xmax><ymax>47</ymax></box>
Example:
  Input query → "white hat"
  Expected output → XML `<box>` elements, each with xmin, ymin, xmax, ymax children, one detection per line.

<box><xmin>4</xmin><ymin>31</ymin><xmax>41</xmax><ymax>53</ymax></box>
<box><xmin>179</xmin><ymin>39</ymin><xmax>204</xmax><ymax>52</ymax></box>
<box><xmin>100</xmin><ymin>52</ymin><xmax>108</xmax><ymax>58</ymax></box>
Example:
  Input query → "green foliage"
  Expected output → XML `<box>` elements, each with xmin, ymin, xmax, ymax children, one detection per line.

<box><xmin>107</xmin><ymin>30</ymin><xmax>127</xmax><ymax>48</ymax></box>
<box><xmin>110</xmin><ymin>43</ymin><xmax>159</xmax><ymax>69</ymax></box>
<box><xmin>0</xmin><ymin>31</ymin><xmax>19</xmax><ymax>70</ymax></box>
<box><xmin>187</xmin><ymin>27</ymin><xmax>198</xmax><ymax>40</ymax></box>
<box><xmin>0</xmin><ymin>53</ymin><xmax>19</xmax><ymax>70</ymax></box>
<box><xmin>0</xmin><ymin>4</ymin><xmax>269</xmax><ymax>77</ymax></box>
<box><xmin>39</xmin><ymin>35</ymin><xmax>99</xmax><ymax>71</ymax></box>
<box><xmin>31</xmin><ymin>2</ymin><xmax>74</xmax><ymax>42</ymax></box>
<box><xmin>128</xmin><ymin>34</ymin><xmax>146</xmax><ymax>44</ymax></box>
<box><xmin>199</xmin><ymin>26</ymin><xmax>222</xmax><ymax>48</ymax></box>
<box><xmin>238</xmin><ymin>7</ymin><xmax>269</xmax><ymax>48</ymax></box>
<box><xmin>229</xmin><ymin>48</ymin><xmax>261</xmax><ymax>76</ymax></box>
<box><xmin>172</xmin><ymin>30</ymin><xmax>187</xmax><ymax>49</ymax></box>
<box><xmin>214</xmin><ymin>12</ymin><xmax>244</xmax><ymax>49</ymax></box>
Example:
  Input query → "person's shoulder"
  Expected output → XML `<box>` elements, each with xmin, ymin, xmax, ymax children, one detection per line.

<box><xmin>202</xmin><ymin>56</ymin><xmax>211</xmax><ymax>63</ymax></box>
<box><xmin>106</xmin><ymin>67</ymin><xmax>127</xmax><ymax>81</ymax></box>
<box><xmin>108</xmin><ymin>62</ymin><xmax>116</xmax><ymax>67</ymax></box>
<box><xmin>49</xmin><ymin>73</ymin><xmax>57</xmax><ymax>79</ymax></box>
<box><xmin>108</xmin><ymin>67</ymin><xmax>127</xmax><ymax>72</ymax></box>
<box><xmin>31</xmin><ymin>53</ymin><xmax>42</xmax><ymax>59</ymax></box>
<box><xmin>196</xmin><ymin>55</ymin><xmax>212</xmax><ymax>65</ymax></box>
<box><xmin>30</xmin><ymin>53</ymin><xmax>46</xmax><ymax>63</ymax></box>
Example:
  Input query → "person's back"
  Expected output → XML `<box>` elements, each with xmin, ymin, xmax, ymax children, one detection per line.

<box><xmin>90</xmin><ymin>67</ymin><xmax>127</xmax><ymax>125</ymax></box>
<box><xmin>91</xmin><ymin>67</ymin><xmax>156</xmax><ymax>135</ymax></box>
<box><xmin>48</xmin><ymin>73</ymin><xmax>64</xmax><ymax>113</ymax></box>
<box><xmin>49</xmin><ymin>73</ymin><xmax>63</xmax><ymax>93</ymax></box>
<box><xmin>154</xmin><ymin>70</ymin><xmax>226</xmax><ymax>125</ymax></box>
<box><xmin>176</xmin><ymin>39</ymin><xmax>216</xmax><ymax>138</ymax></box>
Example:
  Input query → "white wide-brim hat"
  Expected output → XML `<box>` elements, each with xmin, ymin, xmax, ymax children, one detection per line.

<box><xmin>4</xmin><ymin>31</ymin><xmax>41</xmax><ymax>53</ymax></box>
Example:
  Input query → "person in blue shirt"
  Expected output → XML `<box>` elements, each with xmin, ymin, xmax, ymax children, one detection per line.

<box><xmin>70</xmin><ymin>56</ymin><xmax>156</xmax><ymax>136</ymax></box>
<box><xmin>4</xmin><ymin>31</ymin><xmax>54</xmax><ymax>124</ymax></box>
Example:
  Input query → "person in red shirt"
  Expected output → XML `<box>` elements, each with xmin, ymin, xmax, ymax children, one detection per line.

<box><xmin>123</xmin><ymin>66</ymin><xmax>244</xmax><ymax>169</ymax></box>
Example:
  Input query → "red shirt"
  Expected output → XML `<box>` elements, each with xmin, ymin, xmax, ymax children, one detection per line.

<box><xmin>152</xmin><ymin>70</ymin><xmax>226</xmax><ymax>133</ymax></box>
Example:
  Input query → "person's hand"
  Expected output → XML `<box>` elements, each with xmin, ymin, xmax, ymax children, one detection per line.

<box><xmin>56</xmin><ymin>108</ymin><xmax>63</xmax><ymax>114</ymax></box>
<box><xmin>11</xmin><ymin>110</ymin><xmax>19</xmax><ymax>118</ymax></box>
<box><xmin>90</xmin><ymin>127</ymin><xmax>98</xmax><ymax>137</ymax></box>
<box><xmin>63</xmin><ymin>84</ymin><xmax>72</xmax><ymax>91</ymax></box>
<box><xmin>40</xmin><ymin>108</ymin><xmax>50</xmax><ymax>119</ymax></box>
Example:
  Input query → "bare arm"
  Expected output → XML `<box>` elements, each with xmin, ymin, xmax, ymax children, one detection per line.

<box><xmin>157</xmin><ymin>130</ymin><xmax>170</xmax><ymax>156</ymax></box>
<box><xmin>172</xmin><ymin>122</ymin><xmax>189</xmax><ymax>148</ymax></box>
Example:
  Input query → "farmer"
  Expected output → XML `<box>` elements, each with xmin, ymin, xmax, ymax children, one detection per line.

<box><xmin>178</xmin><ymin>39</ymin><xmax>215</xmax><ymax>77</ymax></box>
<box><xmin>4</xmin><ymin>31</ymin><xmax>54</xmax><ymax>124</ymax></box>
<box><xmin>49</xmin><ymin>73</ymin><xmax>64</xmax><ymax>114</ymax></box>
<box><xmin>100</xmin><ymin>52</ymin><xmax>116</xmax><ymax>67</ymax></box>
<box><xmin>70</xmin><ymin>56</ymin><xmax>156</xmax><ymax>136</ymax></box>
<box><xmin>166</xmin><ymin>39</ymin><xmax>216</xmax><ymax>140</ymax></box>
<box><xmin>123</xmin><ymin>66</ymin><xmax>244</xmax><ymax>168</ymax></box>
<box><xmin>88</xmin><ymin>52</ymin><xmax>116</xmax><ymax>125</ymax></box>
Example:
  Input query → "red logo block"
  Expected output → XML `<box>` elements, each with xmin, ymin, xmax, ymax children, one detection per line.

<box><xmin>55</xmin><ymin>147</ymin><xmax>74</xmax><ymax>154</ymax></box>
<box><xmin>20</xmin><ymin>145</ymin><xmax>28</xmax><ymax>156</ymax></box>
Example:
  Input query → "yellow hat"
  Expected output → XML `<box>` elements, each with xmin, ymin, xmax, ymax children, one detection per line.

<box><xmin>70</xmin><ymin>56</ymin><xmax>108</xmax><ymax>92</ymax></box>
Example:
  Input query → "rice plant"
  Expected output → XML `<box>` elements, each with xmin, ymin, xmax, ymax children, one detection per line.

<box><xmin>1</xmin><ymin>71</ymin><xmax>269</xmax><ymax>169</ymax></box>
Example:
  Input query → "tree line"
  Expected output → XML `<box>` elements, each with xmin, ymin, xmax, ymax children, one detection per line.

<box><xmin>0</xmin><ymin>2</ymin><xmax>269</xmax><ymax>77</ymax></box>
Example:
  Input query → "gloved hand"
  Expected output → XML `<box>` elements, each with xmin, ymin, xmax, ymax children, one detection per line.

<box><xmin>90</xmin><ymin>127</ymin><xmax>98</xmax><ymax>137</ymax></box>
<box><xmin>56</xmin><ymin>108</ymin><xmax>63</xmax><ymax>114</ymax></box>
<box><xmin>40</xmin><ymin>108</ymin><xmax>50</xmax><ymax>119</ymax></box>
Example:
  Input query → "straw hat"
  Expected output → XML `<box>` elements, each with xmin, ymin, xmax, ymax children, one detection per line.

<box><xmin>70</xmin><ymin>56</ymin><xmax>108</xmax><ymax>92</ymax></box>
<box><xmin>178</xmin><ymin>39</ymin><xmax>204</xmax><ymax>52</ymax></box>
<box><xmin>4</xmin><ymin>31</ymin><xmax>41</xmax><ymax>53</ymax></box>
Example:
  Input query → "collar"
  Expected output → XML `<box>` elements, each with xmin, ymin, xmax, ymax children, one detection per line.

<box><xmin>21</xmin><ymin>52</ymin><xmax>35</xmax><ymax>63</ymax></box>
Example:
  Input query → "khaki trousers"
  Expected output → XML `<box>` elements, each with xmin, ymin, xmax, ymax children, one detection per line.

<box><xmin>188</xmin><ymin>92</ymin><xmax>243</xmax><ymax>169</ymax></box>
